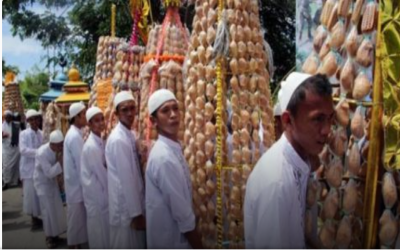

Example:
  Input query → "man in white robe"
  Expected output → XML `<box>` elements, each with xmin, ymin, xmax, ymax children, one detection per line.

<box><xmin>3</xmin><ymin>110</ymin><xmax>20</xmax><ymax>189</ymax></box>
<box><xmin>81</xmin><ymin>107</ymin><xmax>109</xmax><ymax>249</ymax></box>
<box><xmin>146</xmin><ymin>89</ymin><xmax>203</xmax><ymax>249</ymax></box>
<box><xmin>244</xmin><ymin>73</ymin><xmax>335</xmax><ymax>248</ymax></box>
<box><xmin>19</xmin><ymin>109</ymin><xmax>43</xmax><ymax>230</ymax></box>
<box><xmin>34</xmin><ymin>130</ymin><xmax>67</xmax><ymax>249</ymax></box>
<box><xmin>105</xmin><ymin>91</ymin><xmax>146</xmax><ymax>249</ymax></box>
<box><xmin>63</xmin><ymin>102</ymin><xmax>88</xmax><ymax>248</ymax></box>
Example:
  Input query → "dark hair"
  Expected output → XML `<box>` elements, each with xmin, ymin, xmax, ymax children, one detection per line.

<box><xmin>69</xmin><ymin>116</ymin><xmax>75</xmax><ymax>126</ymax></box>
<box><xmin>150</xmin><ymin>109</ymin><xmax>158</xmax><ymax>118</ymax></box>
<box><xmin>286</xmin><ymin>74</ymin><xmax>332</xmax><ymax>116</ymax></box>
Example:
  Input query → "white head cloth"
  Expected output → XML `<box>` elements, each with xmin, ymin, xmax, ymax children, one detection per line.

<box><xmin>273</xmin><ymin>103</ymin><xmax>282</xmax><ymax>116</ymax></box>
<box><xmin>279</xmin><ymin>72</ymin><xmax>312</xmax><ymax>112</ymax></box>
<box><xmin>26</xmin><ymin>109</ymin><xmax>41</xmax><ymax>120</ymax></box>
<box><xmin>148</xmin><ymin>89</ymin><xmax>177</xmax><ymax>115</ymax></box>
<box><xmin>49</xmin><ymin>130</ymin><xmax>64</xmax><ymax>143</ymax></box>
<box><xmin>114</xmin><ymin>91</ymin><xmax>135</xmax><ymax>110</ymax></box>
<box><xmin>69</xmin><ymin>102</ymin><xmax>86</xmax><ymax>119</ymax></box>
<box><xmin>86</xmin><ymin>107</ymin><xmax>103</xmax><ymax>122</ymax></box>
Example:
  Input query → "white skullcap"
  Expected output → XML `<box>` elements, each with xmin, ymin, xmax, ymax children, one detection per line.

<box><xmin>5</xmin><ymin>110</ymin><xmax>12</xmax><ymax>116</ymax></box>
<box><xmin>114</xmin><ymin>91</ymin><xmax>135</xmax><ymax>109</ymax></box>
<box><xmin>69</xmin><ymin>102</ymin><xmax>86</xmax><ymax>119</ymax></box>
<box><xmin>49</xmin><ymin>130</ymin><xmax>64</xmax><ymax>143</ymax></box>
<box><xmin>273</xmin><ymin>103</ymin><xmax>282</xmax><ymax>116</ymax></box>
<box><xmin>148</xmin><ymin>89</ymin><xmax>177</xmax><ymax>115</ymax></box>
<box><xmin>26</xmin><ymin>109</ymin><xmax>41</xmax><ymax>120</ymax></box>
<box><xmin>279</xmin><ymin>72</ymin><xmax>312</xmax><ymax>111</ymax></box>
<box><xmin>86</xmin><ymin>107</ymin><xmax>103</xmax><ymax>122</ymax></box>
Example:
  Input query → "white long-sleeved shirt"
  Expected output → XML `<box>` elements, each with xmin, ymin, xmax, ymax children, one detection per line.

<box><xmin>244</xmin><ymin>134</ymin><xmax>310</xmax><ymax>249</ymax></box>
<box><xmin>19</xmin><ymin>127</ymin><xmax>43</xmax><ymax>180</ymax></box>
<box><xmin>146</xmin><ymin>135</ymin><xmax>195</xmax><ymax>249</ymax></box>
<box><xmin>33</xmin><ymin>143</ymin><xmax>63</xmax><ymax>196</ymax></box>
<box><xmin>2</xmin><ymin>121</ymin><xmax>11</xmax><ymax>144</ymax></box>
<box><xmin>105</xmin><ymin>122</ymin><xmax>145</xmax><ymax>227</ymax></box>
<box><xmin>63</xmin><ymin>125</ymin><xmax>84</xmax><ymax>204</ymax></box>
<box><xmin>81</xmin><ymin>132</ymin><xmax>108</xmax><ymax>217</ymax></box>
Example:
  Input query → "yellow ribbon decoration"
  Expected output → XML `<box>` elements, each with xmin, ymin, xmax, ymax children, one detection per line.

<box><xmin>130</xmin><ymin>0</ymin><xmax>150</xmax><ymax>43</ymax></box>
<box><xmin>215</xmin><ymin>60</ymin><xmax>224</xmax><ymax>249</ymax></box>
<box><xmin>163</xmin><ymin>0</ymin><xmax>181</xmax><ymax>8</ymax></box>
<box><xmin>215</xmin><ymin>0</ymin><xmax>225</xmax><ymax>248</ymax></box>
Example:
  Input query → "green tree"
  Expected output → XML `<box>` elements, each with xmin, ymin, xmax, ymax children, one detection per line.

<box><xmin>3</xmin><ymin>0</ymin><xmax>135</xmax><ymax>83</ymax></box>
<box><xmin>19</xmin><ymin>65</ymin><xmax>50</xmax><ymax>110</ymax></box>
<box><xmin>260</xmin><ymin>0</ymin><xmax>296</xmax><ymax>89</ymax></box>
<box><xmin>3</xmin><ymin>0</ymin><xmax>296</xmax><ymax>90</ymax></box>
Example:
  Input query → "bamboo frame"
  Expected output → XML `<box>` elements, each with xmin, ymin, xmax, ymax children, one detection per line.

<box><xmin>362</xmin><ymin>6</ymin><xmax>383</xmax><ymax>248</ymax></box>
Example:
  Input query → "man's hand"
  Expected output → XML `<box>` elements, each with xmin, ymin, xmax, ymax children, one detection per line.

<box><xmin>130</xmin><ymin>215</ymin><xmax>146</xmax><ymax>230</ymax></box>
<box><xmin>56</xmin><ymin>153</ymin><xmax>63</xmax><ymax>166</ymax></box>
<box><xmin>2</xmin><ymin>131</ymin><xmax>9</xmax><ymax>138</ymax></box>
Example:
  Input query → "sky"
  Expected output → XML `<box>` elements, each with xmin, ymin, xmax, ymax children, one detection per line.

<box><xmin>2</xmin><ymin>3</ymin><xmax>66</xmax><ymax>79</ymax></box>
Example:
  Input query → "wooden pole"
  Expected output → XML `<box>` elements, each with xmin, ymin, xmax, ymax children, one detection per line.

<box><xmin>362</xmin><ymin>6</ymin><xmax>383</xmax><ymax>248</ymax></box>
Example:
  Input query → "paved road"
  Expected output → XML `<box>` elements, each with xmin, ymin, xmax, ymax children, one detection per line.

<box><xmin>2</xmin><ymin>186</ymin><xmax>67</xmax><ymax>249</ymax></box>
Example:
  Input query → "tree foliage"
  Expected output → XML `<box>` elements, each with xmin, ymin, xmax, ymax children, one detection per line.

<box><xmin>3</xmin><ymin>0</ymin><xmax>296</xmax><ymax>91</ymax></box>
<box><xmin>260</xmin><ymin>0</ymin><xmax>296</xmax><ymax>91</ymax></box>
<box><xmin>2</xmin><ymin>59</ymin><xmax>20</xmax><ymax>76</ymax></box>
<box><xmin>19</xmin><ymin>65</ymin><xmax>50</xmax><ymax>110</ymax></box>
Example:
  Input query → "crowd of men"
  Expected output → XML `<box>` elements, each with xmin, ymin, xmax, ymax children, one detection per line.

<box><xmin>3</xmin><ymin>72</ymin><xmax>335</xmax><ymax>249</ymax></box>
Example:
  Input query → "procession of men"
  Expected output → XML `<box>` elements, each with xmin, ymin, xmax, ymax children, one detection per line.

<box><xmin>2</xmin><ymin>89</ymin><xmax>204</xmax><ymax>249</ymax></box>
<box><xmin>3</xmin><ymin>73</ymin><xmax>334</xmax><ymax>249</ymax></box>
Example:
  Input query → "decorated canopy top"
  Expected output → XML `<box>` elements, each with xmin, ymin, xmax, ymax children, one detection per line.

<box><xmin>55</xmin><ymin>65</ymin><xmax>90</xmax><ymax>104</ymax></box>
<box><xmin>40</xmin><ymin>73</ymin><xmax>67</xmax><ymax>102</ymax></box>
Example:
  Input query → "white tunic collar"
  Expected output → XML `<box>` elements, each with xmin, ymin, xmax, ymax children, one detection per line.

<box><xmin>27</xmin><ymin>127</ymin><xmax>40</xmax><ymax>134</ymax></box>
<box><xmin>71</xmin><ymin>124</ymin><xmax>83</xmax><ymax>136</ymax></box>
<box><xmin>116</xmin><ymin>122</ymin><xmax>133</xmax><ymax>136</ymax></box>
<box><xmin>281</xmin><ymin>133</ymin><xmax>310</xmax><ymax>176</ymax></box>
<box><xmin>158</xmin><ymin>134</ymin><xmax>182</xmax><ymax>152</ymax></box>
<box><xmin>89</xmin><ymin>132</ymin><xmax>104</xmax><ymax>148</ymax></box>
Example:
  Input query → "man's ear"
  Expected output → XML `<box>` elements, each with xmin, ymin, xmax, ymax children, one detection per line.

<box><xmin>281</xmin><ymin>111</ymin><xmax>292</xmax><ymax>128</ymax></box>
<box><xmin>150</xmin><ymin>115</ymin><xmax>157</xmax><ymax>127</ymax></box>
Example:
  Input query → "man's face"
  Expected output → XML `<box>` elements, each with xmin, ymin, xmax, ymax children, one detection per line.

<box><xmin>89</xmin><ymin>113</ymin><xmax>105</xmax><ymax>136</ymax></box>
<box><xmin>76</xmin><ymin>109</ymin><xmax>87</xmax><ymax>127</ymax></box>
<box><xmin>28</xmin><ymin>116</ymin><xmax>39</xmax><ymax>131</ymax></box>
<box><xmin>5</xmin><ymin>114</ymin><xmax>12</xmax><ymax>123</ymax></box>
<box><xmin>51</xmin><ymin>142</ymin><xmax>63</xmax><ymax>153</ymax></box>
<box><xmin>116</xmin><ymin>100</ymin><xmax>136</xmax><ymax>128</ymax></box>
<box><xmin>151</xmin><ymin>100</ymin><xmax>180</xmax><ymax>139</ymax></box>
<box><xmin>284</xmin><ymin>90</ymin><xmax>334</xmax><ymax>156</ymax></box>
